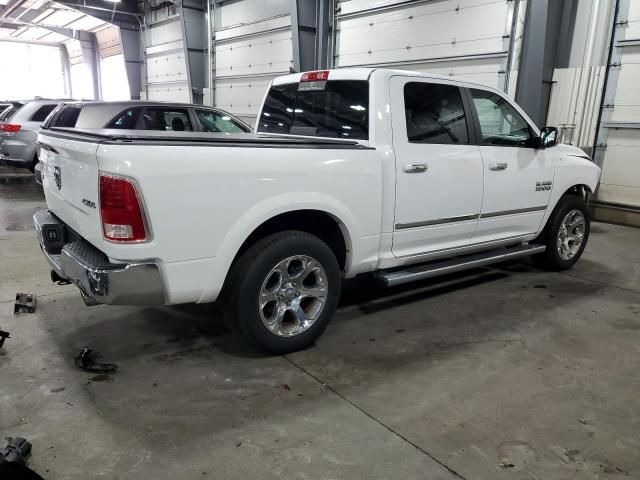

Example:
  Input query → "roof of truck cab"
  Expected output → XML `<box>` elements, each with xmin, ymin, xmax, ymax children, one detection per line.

<box><xmin>272</xmin><ymin>67</ymin><xmax>491</xmax><ymax>89</ymax></box>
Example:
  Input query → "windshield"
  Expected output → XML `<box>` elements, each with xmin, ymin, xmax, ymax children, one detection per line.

<box><xmin>257</xmin><ymin>80</ymin><xmax>369</xmax><ymax>140</ymax></box>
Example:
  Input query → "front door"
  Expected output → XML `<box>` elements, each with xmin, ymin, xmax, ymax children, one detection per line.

<box><xmin>391</xmin><ymin>77</ymin><xmax>484</xmax><ymax>258</ymax></box>
<box><xmin>466</xmin><ymin>87</ymin><xmax>555</xmax><ymax>243</ymax></box>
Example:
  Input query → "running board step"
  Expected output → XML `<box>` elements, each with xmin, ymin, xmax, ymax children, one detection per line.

<box><xmin>378</xmin><ymin>244</ymin><xmax>546</xmax><ymax>287</ymax></box>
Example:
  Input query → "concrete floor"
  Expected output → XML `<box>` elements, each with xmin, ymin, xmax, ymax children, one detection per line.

<box><xmin>1</xmin><ymin>169</ymin><xmax>639</xmax><ymax>480</ymax></box>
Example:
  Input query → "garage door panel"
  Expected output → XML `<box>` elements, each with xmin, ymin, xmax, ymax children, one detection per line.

<box><xmin>147</xmin><ymin>83</ymin><xmax>191</xmax><ymax>103</ymax></box>
<box><xmin>626</xmin><ymin>1</ymin><xmax>640</xmax><ymax>38</ymax></box>
<box><xmin>215</xmin><ymin>30</ymin><xmax>293</xmax><ymax>78</ymax></box>
<box><xmin>597</xmin><ymin>184</ymin><xmax>640</xmax><ymax>207</ymax></box>
<box><xmin>599</xmin><ymin>130</ymin><xmax>640</xmax><ymax>187</ymax></box>
<box><xmin>395</xmin><ymin>57</ymin><xmax>503</xmax><ymax>89</ymax></box>
<box><xmin>336</xmin><ymin>0</ymin><xmax>507</xmax><ymax>67</ymax></box>
<box><xmin>611</xmin><ymin>48</ymin><xmax>640</xmax><ymax>123</ymax></box>
<box><xmin>147</xmin><ymin>51</ymin><xmax>189</xmax><ymax>84</ymax></box>
<box><xmin>214</xmin><ymin>77</ymin><xmax>275</xmax><ymax>118</ymax></box>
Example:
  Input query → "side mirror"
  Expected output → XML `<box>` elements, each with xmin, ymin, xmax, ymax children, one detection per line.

<box><xmin>537</xmin><ymin>126</ymin><xmax>558</xmax><ymax>148</ymax></box>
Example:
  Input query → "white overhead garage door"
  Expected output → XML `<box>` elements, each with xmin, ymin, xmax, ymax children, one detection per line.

<box><xmin>596</xmin><ymin>0</ymin><xmax>640</xmax><ymax>209</ymax></box>
<box><xmin>213</xmin><ymin>0</ymin><xmax>293</xmax><ymax>125</ymax></box>
<box><xmin>333</xmin><ymin>0</ymin><xmax>525</xmax><ymax>94</ymax></box>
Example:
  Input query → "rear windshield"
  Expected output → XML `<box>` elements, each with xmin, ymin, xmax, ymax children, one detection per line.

<box><xmin>47</xmin><ymin>105</ymin><xmax>82</xmax><ymax>128</ymax></box>
<box><xmin>257</xmin><ymin>80</ymin><xmax>369</xmax><ymax>140</ymax></box>
<box><xmin>0</xmin><ymin>103</ymin><xmax>24</xmax><ymax>122</ymax></box>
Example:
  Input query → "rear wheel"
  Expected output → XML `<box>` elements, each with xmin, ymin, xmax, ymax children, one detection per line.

<box><xmin>221</xmin><ymin>231</ymin><xmax>341</xmax><ymax>354</ymax></box>
<box><xmin>533</xmin><ymin>195</ymin><xmax>590</xmax><ymax>270</ymax></box>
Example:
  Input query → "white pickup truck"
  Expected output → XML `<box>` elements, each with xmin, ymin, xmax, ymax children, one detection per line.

<box><xmin>34</xmin><ymin>68</ymin><xmax>601</xmax><ymax>353</ymax></box>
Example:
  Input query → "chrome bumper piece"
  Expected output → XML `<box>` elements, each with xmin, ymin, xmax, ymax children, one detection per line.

<box><xmin>33</xmin><ymin>210</ymin><xmax>165</xmax><ymax>305</ymax></box>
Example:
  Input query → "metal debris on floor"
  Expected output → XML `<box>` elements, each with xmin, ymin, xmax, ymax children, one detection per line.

<box><xmin>74</xmin><ymin>347</ymin><xmax>118</xmax><ymax>374</ymax></box>
<box><xmin>14</xmin><ymin>293</ymin><xmax>36</xmax><ymax>314</ymax></box>
<box><xmin>0</xmin><ymin>436</ymin><xmax>45</xmax><ymax>480</ymax></box>
<box><xmin>0</xmin><ymin>329</ymin><xmax>9</xmax><ymax>348</ymax></box>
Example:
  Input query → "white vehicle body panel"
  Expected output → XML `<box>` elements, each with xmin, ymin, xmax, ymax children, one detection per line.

<box><xmin>37</xmin><ymin>68</ymin><xmax>602</xmax><ymax>306</ymax></box>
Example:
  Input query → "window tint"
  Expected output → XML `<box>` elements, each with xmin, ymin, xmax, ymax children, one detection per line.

<box><xmin>142</xmin><ymin>108</ymin><xmax>192</xmax><ymax>132</ymax></box>
<box><xmin>30</xmin><ymin>104</ymin><xmax>57</xmax><ymax>122</ymax></box>
<box><xmin>50</xmin><ymin>105</ymin><xmax>81</xmax><ymax>128</ymax></box>
<box><xmin>196</xmin><ymin>110</ymin><xmax>248</xmax><ymax>133</ymax></box>
<box><xmin>404</xmin><ymin>82</ymin><xmax>468</xmax><ymax>144</ymax></box>
<box><xmin>257</xmin><ymin>80</ymin><xmax>369</xmax><ymax>140</ymax></box>
<box><xmin>107</xmin><ymin>108</ymin><xmax>141</xmax><ymax>129</ymax></box>
<box><xmin>470</xmin><ymin>89</ymin><xmax>531</xmax><ymax>146</ymax></box>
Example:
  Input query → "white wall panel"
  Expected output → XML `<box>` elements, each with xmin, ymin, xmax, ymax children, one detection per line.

<box><xmin>391</xmin><ymin>57</ymin><xmax>504</xmax><ymax>89</ymax></box>
<box><xmin>598</xmin><ymin>3</ymin><xmax>640</xmax><ymax>208</ymax></box>
<box><xmin>334</xmin><ymin>0</ymin><xmax>513</xmax><ymax>90</ymax></box>
<box><xmin>213</xmin><ymin>2</ymin><xmax>293</xmax><ymax>122</ymax></box>
<box><xmin>146</xmin><ymin>20</ymin><xmax>183</xmax><ymax>48</ymax></box>
<box><xmin>215</xmin><ymin>29</ymin><xmax>292</xmax><ymax>78</ymax></box>
<box><xmin>147</xmin><ymin>83</ymin><xmax>191</xmax><ymax>103</ymax></box>
<box><xmin>336</xmin><ymin>0</ymin><xmax>507</xmax><ymax>66</ymax></box>
<box><xmin>610</xmin><ymin>46</ymin><xmax>640</xmax><ymax>123</ymax></box>
<box><xmin>147</xmin><ymin>51</ymin><xmax>189</xmax><ymax>84</ymax></box>
<box><xmin>218</xmin><ymin>0</ymin><xmax>289</xmax><ymax>28</ymax></box>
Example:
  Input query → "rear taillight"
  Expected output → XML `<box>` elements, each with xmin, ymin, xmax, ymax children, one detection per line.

<box><xmin>0</xmin><ymin>124</ymin><xmax>21</xmax><ymax>133</ymax></box>
<box><xmin>99</xmin><ymin>174</ymin><xmax>149</xmax><ymax>242</ymax></box>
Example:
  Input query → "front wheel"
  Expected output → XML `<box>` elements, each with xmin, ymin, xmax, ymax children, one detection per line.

<box><xmin>533</xmin><ymin>195</ymin><xmax>590</xmax><ymax>271</ymax></box>
<box><xmin>221</xmin><ymin>231</ymin><xmax>341</xmax><ymax>354</ymax></box>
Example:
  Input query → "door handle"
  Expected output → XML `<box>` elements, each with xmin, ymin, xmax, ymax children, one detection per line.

<box><xmin>489</xmin><ymin>162</ymin><xmax>508</xmax><ymax>171</ymax></box>
<box><xmin>403</xmin><ymin>163</ymin><xmax>428</xmax><ymax>173</ymax></box>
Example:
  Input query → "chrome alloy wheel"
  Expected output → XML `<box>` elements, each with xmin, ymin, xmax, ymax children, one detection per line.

<box><xmin>557</xmin><ymin>209</ymin><xmax>586</xmax><ymax>261</ymax></box>
<box><xmin>258</xmin><ymin>255</ymin><xmax>328</xmax><ymax>337</ymax></box>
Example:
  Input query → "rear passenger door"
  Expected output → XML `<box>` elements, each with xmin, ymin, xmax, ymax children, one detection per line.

<box><xmin>466</xmin><ymin>87</ymin><xmax>555</xmax><ymax>243</ymax></box>
<box><xmin>390</xmin><ymin>77</ymin><xmax>484</xmax><ymax>257</ymax></box>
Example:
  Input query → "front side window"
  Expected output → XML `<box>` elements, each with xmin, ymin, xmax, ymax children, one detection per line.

<box><xmin>470</xmin><ymin>89</ymin><xmax>531</xmax><ymax>146</ymax></box>
<box><xmin>196</xmin><ymin>110</ymin><xmax>248</xmax><ymax>133</ymax></box>
<box><xmin>404</xmin><ymin>82</ymin><xmax>468</xmax><ymax>144</ymax></box>
<box><xmin>257</xmin><ymin>80</ymin><xmax>369</xmax><ymax>140</ymax></box>
<box><xmin>142</xmin><ymin>108</ymin><xmax>193</xmax><ymax>132</ymax></box>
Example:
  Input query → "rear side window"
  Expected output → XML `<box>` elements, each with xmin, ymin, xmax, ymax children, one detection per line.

<box><xmin>257</xmin><ymin>80</ymin><xmax>369</xmax><ymax>140</ymax></box>
<box><xmin>142</xmin><ymin>108</ymin><xmax>192</xmax><ymax>131</ymax></box>
<box><xmin>196</xmin><ymin>110</ymin><xmax>248</xmax><ymax>133</ymax></box>
<box><xmin>30</xmin><ymin>104</ymin><xmax>57</xmax><ymax>122</ymax></box>
<box><xmin>0</xmin><ymin>103</ymin><xmax>23</xmax><ymax>122</ymax></box>
<box><xmin>107</xmin><ymin>108</ymin><xmax>142</xmax><ymax>129</ymax></box>
<box><xmin>49</xmin><ymin>105</ymin><xmax>82</xmax><ymax>128</ymax></box>
<box><xmin>404</xmin><ymin>82</ymin><xmax>468</xmax><ymax>144</ymax></box>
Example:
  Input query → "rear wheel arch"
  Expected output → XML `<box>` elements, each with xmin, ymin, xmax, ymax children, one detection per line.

<box><xmin>232</xmin><ymin>209</ymin><xmax>351</xmax><ymax>273</ymax></box>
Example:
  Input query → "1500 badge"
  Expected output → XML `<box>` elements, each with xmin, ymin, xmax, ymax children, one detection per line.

<box><xmin>536</xmin><ymin>180</ymin><xmax>552</xmax><ymax>192</ymax></box>
<box><xmin>82</xmin><ymin>199</ymin><xmax>96</xmax><ymax>209</ymax></box>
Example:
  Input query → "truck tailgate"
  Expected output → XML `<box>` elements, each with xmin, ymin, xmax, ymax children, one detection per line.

<box><xmin>38</xmin><ymin>131</ymin><xmax>103</xmax><ymax>249</ymax></box>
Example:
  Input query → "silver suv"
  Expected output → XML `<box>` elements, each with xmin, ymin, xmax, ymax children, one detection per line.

<box><xmin>0</xmin><ymin>99</ymin><xmax>72</xmax><ymax>171</ymax></box>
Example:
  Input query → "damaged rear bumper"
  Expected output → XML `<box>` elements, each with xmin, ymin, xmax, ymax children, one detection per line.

<box><xmin>33</xmin><ymin>209</ymin><xmax>166</xmax><ymax>306</ymax></box>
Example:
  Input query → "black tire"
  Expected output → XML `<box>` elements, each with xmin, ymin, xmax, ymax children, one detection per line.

<box><xmin>221</xmin><ymin>231</ymin><xmax>341</xmax><ymax>354</ymax></box>
<box><xmin>532</xmin><ymin>195</ymin><xmax>590</xmax><ymax>271</ymax></box>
